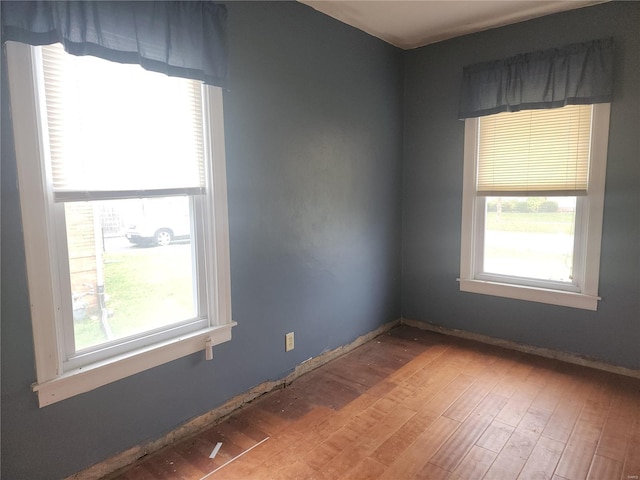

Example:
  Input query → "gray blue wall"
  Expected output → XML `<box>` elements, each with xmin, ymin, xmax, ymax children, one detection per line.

<box><xmin>402</xmin><ymin>1</ymin><xmax>640</xmax><ymax>370</ymax></box>
<box><xmin>1</xmin><ymin>2</ymin><xmax>402</xmax><ymax>478</ymax></box>
<box><xmin>2</xmin><ymin>1</ymin><xmax>639</xmax><ymax>479</ymax></box>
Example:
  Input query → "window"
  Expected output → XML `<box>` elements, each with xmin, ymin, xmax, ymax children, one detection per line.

<box><xmin>459</xmin><ymin>103</ymin><xmax>611</xmax><ymax>310</ymax></box>
<box><xmin>6</xmin><ymin>41</ymin><xmax>234</xmax><ymax>407</ymax></box>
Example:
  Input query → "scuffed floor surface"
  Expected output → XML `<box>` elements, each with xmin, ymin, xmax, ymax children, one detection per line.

<box><xmin>107</xmin><ymin>326</ymin><xmax>640</xmax><ymax>480</ymax></box>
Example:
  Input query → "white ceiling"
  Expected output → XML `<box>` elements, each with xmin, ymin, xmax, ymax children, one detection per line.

<box><xmin>299</xmin><ymin>1</ymin><xmax>606</xmax><ymax>49</ymax></box>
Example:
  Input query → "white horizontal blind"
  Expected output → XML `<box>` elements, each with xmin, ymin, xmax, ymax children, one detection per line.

<box><xmin>477</xmin><ymin>104</ymin><xmax>593</xmax><ymax>196</ymax></box>
<box><xmin>40</xmin><ymin>43</ymin><xmax>205</xmax><ymax>201</ymax></box>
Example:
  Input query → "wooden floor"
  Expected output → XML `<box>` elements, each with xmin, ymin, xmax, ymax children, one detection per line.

<box><xmin>109</xmin><ymin>326</ymin><xmax>640</xmax><ymax>480</ymax></box>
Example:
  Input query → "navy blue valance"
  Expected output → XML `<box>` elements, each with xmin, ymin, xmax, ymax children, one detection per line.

<box><xmin>1</xmin><ymin>1</ymin><xmax>228</xmax><ymax>88</ymax></box>
<box><xmin>459</xmin><ymin>38</ymin><xmax>614</xmax><ymax>119</ymax></box>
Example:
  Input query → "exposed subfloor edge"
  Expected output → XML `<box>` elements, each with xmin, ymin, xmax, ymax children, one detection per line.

<box><xmin>401</xmin><ymin>317</ymin><xmax>640</xmax><ymax>379</ymax></box>
<box><xmin>65</xmin><ymin>318</ymin><xmax>401</xmax><ymax>480</ymax></box>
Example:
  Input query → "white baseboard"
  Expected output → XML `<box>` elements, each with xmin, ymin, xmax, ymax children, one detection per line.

<box><xmin>401</xmin><ymin>317</ymin><xmax>640</xmax><ymax>379</ymax></box>
<box><xmin>66</xmin><ymin>318</ymin><xmax>401</xmax><ymax>480</ymax></box>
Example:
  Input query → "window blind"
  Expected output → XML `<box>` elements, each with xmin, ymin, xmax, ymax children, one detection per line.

<box><xmin>40</xmin><ymin>43</ymin><xmax>205</xmax><ymax>202</ymax></box>
<box><xmin>477</xmin><ymin>104</ymin><xmax>593</xmax><ymax>196</ymax></box>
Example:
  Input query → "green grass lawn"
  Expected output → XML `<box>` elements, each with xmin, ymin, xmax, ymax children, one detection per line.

<box><xmin>75</xmin><ymin>244</ymin><xmax>195</xmax><ymax>350</ymax></box>
<box><xmin>486</xmin><ymin>211</ymin><xmax>575</xmax><ymax>234</ymax></box>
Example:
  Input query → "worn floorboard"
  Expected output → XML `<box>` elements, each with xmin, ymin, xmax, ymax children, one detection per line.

<box><xmin>107</xmin><ymin>326</ymin><xmax>640</xmax><ymax>480</ymax></box>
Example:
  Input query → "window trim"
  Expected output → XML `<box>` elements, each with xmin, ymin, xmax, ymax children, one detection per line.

<box><xmin>459</xmin><ymin>103</ymin><xmax>611</xmax><ymax>311</ymax></box>
<box><xmin>6</xmin><ymin>41</ymin><xmax>235</xmax><ymax>407</ymax></box>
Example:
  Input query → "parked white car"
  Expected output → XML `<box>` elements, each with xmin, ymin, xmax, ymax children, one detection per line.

<box><xmin>125</xmin><ymin>197</ymin><xmax>191</xmax><ymax>246</ymax></box>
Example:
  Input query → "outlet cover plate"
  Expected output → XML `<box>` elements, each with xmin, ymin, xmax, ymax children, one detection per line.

<box><xmin>285</xmin><ymin>332</ymin><xmax>294</xmax><ymax>352</ymax></box>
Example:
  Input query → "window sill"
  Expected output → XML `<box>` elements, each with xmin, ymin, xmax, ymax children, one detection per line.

<box><xmin>458</xmin><ymin>278</ymin><xmax>599</xmax><ymax>311</ymax></box>
<box><xmin>33</xmin><ymin>322</ymin><xmax>236</xmax><ymax>407</ymax></box>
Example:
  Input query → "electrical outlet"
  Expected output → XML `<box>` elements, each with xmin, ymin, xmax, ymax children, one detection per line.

<box><xmin>285</xmin><ymin>332</ymin><xmax>295</xmax><ymax>352</ymax></box>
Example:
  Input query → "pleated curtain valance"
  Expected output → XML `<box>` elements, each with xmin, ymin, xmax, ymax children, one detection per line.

<box><xmin>0</xmin><ymin>0</ymin><xmax>228</xmax><ymax>88</ymax></box>
<box><xmin>459</xmin><ymin>38</ymin><xmax>614</xmax><ymax>119</ymax></box>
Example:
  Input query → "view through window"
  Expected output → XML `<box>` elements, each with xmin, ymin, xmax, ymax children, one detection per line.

<box><xmin>482</xmin><ymin>196</ymin><xmax>577</xmax><ymax>283</ymax></box>
<box><xmin>67</xmin><ymin>197</ymin><xmax>197</xmax><ymax>352</ymax></box>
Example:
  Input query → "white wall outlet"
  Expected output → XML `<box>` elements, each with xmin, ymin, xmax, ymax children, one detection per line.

<box><xmin>285</xmin><ymin>332</ymin><xmax>295</xmax><ymax>352</ymax></box>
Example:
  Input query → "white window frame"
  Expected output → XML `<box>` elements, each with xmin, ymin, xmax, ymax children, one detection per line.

<box><xmin>459</xmin><ymin>103</ymin><xmax>611</xmax><ymax>311</ymax></box>
<box><xmin>6</xmin><ymin>41</ymin><xmax>235</xmax><ymax>407</ymax></box>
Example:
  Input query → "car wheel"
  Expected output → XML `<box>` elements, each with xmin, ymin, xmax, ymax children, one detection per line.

<box><xmin>154</xmin><ymin>229</ymin><xmax>173</xmax><ymax>247</ymax></box>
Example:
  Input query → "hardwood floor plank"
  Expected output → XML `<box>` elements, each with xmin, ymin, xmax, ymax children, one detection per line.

<box><xmin>475</xmin><ymin>420</ymin><xmax>515</xmax><ymax>453</ymax></box>
<box><xmin>529</xmin><ymin>368</ymin><xmax>572</xmax><ymax>413</ymax></box>
<box><xmin>361</xmin><ymin>405</ymin><xmax>418</xmax><ymax>450</ymax></box>
<box><xmin>171</xmin><ymin>436</ymin><xmax>221</xmax><ymax>475</ymax></box>
<box><xmin>491</xmin><ymin>360</ymin><xmax>535</xmax><ymax>399</ymax></box>
<box><xmin>219</xmin><ymin>411</ymin><xmax>272</xmax><ymax>443</ymax></box>
<box><xmin>205</xmin><ymin>460</ymin><xmax>257</xmax><ymax>480</ymax></box>
<box><xmin>323</xmin><ymin>424</ymin><xmax>363</xmax><ymax>453</ymax></box>
<box><xmin>430</xmin><ymin>393</ymin><xmax>507</xmax><ymax>471</ymax></box>
<box><xmin>340</xmin><ymin>457</ymin><xmax>387</xmax><ymax>480</ymax></box>
<box><xmin>344</xmin><ymin>397</ymin><xmax>399</xmax><ymax>435</ymax></box>
<box><xmin>482</xmin><ymin>430</ymin><xmax>537</xmax><ymax>480</ymax></box>
<box><xmin>595</xmin><ymin>379</ymin><xmax>637</xmax><ymax>464</ymax></box>
<box><xmin>554</xmin><ymin>426</ymin><xmax>602</xmax><ymax>480</ymax></box>
<box><xmin>421</xmin><ymin>373</ymin><xmax>476</xmax><ymax>417</ymax></box>
<box><xmin>210</xmin><ymin>433</ymin><xmax>272</xmax><ymax>469</ymax></box>
<box><xmin>321</xmin><ymin>443</ymin><xmax>374</xmax><ymax>480</ymax></box>
<box><xmin>400</xmin><ymin>364</ymin><xmax>464</xmax><ymax>412</ymax></box>
<box><xmin>443</xmin><ymin>381</ymin><xmax>493</xmax><ymax>422</ymax></box>
<box><xmin>289</xmin><ymin>405</ymin><xmax>336</xmax><ymax>436</ymax></box>
<box><xmin>415</xmin><ymin>462</ymin><xmax>452</xmax><ymax>480</ymax></box>
<box><xmin>322</xmin><ymin>405</ymin><xmax>417</xmax><ymax>479</ymax></box>
<box><xmin>385</xmin><ymin>343</ymin><xmax>452</xmax><ymax>384</ymax></box>
<box><xmin>586</xmin><ymin>454</ymin><xmax>623</xmax><ymax>480</ymax></box>
<box><xmin>621</xmin><ymin>399</ymin><xmax>640</xmax><ymax>480</ymax></box>
<box><xmin>449</xmin><ymin>445</ymin><xmax>497</xmax><ymax>480</ymax></box>
<box><xmin>277</xmin><ymin>459</ymin><xmax>327</xmax><ymax>480</ymax></box>
<box><xmin>370</xmin><ymin>410</ymin><xmax>438</xmax><ymax>466</ymax></box>
<box><xmin>375</xmin><ymin>382</ymin><xmax>415</xmax><ymax>405</ymax></box>
<box><xmin>365</xmin><ymin>379</ymin><xmax>401</xmax><ymax>399</ymax></box>
<box><xmin>256</xmin><ymin>430</ymin><xmax>311</xmax><ymax>472</ymax></box>
<box><xmin>114</xmin><ymin>463</ymin><xmax>158</xmax><ymax>480</ymax></box>
<box><xmin>378</xmin><ymin>416</ymin><xmax>460</xmax><ymax>479</ymax></box>
<box><xmin>495</xmin><ymin>385</ymin><xmax>544</xmax><ymax>428</ymax></box>
<box><xmin>303</xmin><ymin>440</ymin><xmax>342</xmax><ymax>471</ymax></box>
<box><xmin>595</xmin><ymin>411</ymin><xmax>633</xmax><ymax>464</ymax></box>
<box><xmin>516</xmin><ymin>406</ymin><xmax>552</xmax><ymax>438</ymax></box>
<box><xmin>522</xmin><ymin>360</ymin><xmax>554</xmax><ymax>387</ymax></box>
<box><xmin>517</xmin><ymin>435</ymin><xmax>564</xmax><ymax>480</ymax></box>
<box><xmin>542</xmin><ymin>376</ymin><xmax>588</xmax><ymax>444</ymax></box>
<box><xmin>554</xmin><ymin>378</ymin><xmax>611</xmax><ymax>480</ymax></box>
<box><xmin>104</xmin><ymin>327</ymin><xmax>640</xmax><ymax>480</ymax></box>
<box><xmin>313</xmin><ymin>393</ymin><xmax>379</xmax><ymax>440</ymax></box>
<box><xmin>199</xmin><ymin>419</ymin><xmax>266</xmax><ymax>467</ymax></box>
<box><xmin>137</xmin><ymin>446</ymin><xmax>203</xmax><ymax>479</ymax></box>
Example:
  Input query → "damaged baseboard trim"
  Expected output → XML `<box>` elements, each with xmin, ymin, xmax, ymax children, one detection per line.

<box><xmin>401</xmin><ymin>317</ymin><xmax>640</xmax><ymax>380</ymax></box>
